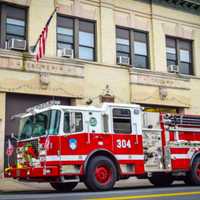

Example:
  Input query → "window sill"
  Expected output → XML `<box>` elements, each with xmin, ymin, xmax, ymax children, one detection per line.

<box><xmin>130</xmin><ymin>68</ymin><xmax>192</xmax><ymax>82</ymax></box>
<box><xmin>0</xmin><ymin>47</ymin><xmax>26</xmax><ymax>56</ymax></box>
<box><xmin>132</xmin><ymin>66</ymin><xmax>151</xmax><ymax>72</ymax></box>
<box><xmin>177</xmin><ymin>73</ymin><xmax>200</xmax><ymax>80</ymax></box>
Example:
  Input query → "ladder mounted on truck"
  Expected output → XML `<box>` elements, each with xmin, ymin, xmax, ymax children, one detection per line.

<box><xmin>164</xmin><ymin>114</ymin><xmax>200</xmax><ymax>127</ymax></box>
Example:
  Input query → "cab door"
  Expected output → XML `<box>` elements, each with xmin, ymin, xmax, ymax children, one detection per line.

<box><xmin>111</xmin><ymin>107</ymin><xmax>144</xmax><ymax>174</ymax></box>
<box><xmin>111</xmin><ymin>108</ymin><xmax>137</xmax><ymax>154</ymax></box>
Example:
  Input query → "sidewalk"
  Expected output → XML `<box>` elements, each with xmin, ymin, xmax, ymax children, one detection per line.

<box><xmin>0</xmin><ymin>178</ymin><xmax>53</xmax><ymax>193</ymax></box>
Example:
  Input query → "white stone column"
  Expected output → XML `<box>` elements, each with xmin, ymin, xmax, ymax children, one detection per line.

<box><xmin>0</xmin><ymin>93</ymin><xmax>6</xmax><ymax>173</ymax></box>
<box><xmin>99</xmin><ymin>0</ymin><xmax>116</xmax><ymax>65</ymax></box>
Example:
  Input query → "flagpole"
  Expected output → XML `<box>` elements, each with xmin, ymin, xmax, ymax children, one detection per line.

<box><xmin>8</xmin><ymin>155</ymin><xmax>10</xmax><ymax>168</ymax></box>
<box><xmin>7</xmin><ymin>140</ymin><xmax>11</xmax><ymax>168</ymax></box>
<box><xmin>32</xmin><ymin>7</ymin><xmax>58</xmax><ymax>53</ymax></box>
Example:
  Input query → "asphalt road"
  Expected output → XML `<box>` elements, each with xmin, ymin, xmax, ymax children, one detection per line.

<box><xmin>0</xmin><ymin>181</ymin><xmax>200</xmax><ymax>200</ymax></box>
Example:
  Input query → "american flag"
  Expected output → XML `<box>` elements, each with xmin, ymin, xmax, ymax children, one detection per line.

<box><xmin>34</xmin><ymin>8</ymin><xmax>57</xmax><ymax>63</ymax></box>
<box><xmin>35</xmin><ymin>27</ymin><xmax>48</xmax><ymax>63</ymax></box>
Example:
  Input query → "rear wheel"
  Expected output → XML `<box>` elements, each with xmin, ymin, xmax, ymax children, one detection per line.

<box><xmin>50</xmin><ymin>182</ymin><xmax>78</xmax><ymax>192</ymax></box>
<box><xmin>149</xmin><ymin>173</ymin><xmax>173</xmax><ymax>187</ymax></box>
<box><xmin>187</xmin><ymin>156</ymin><xmax>200</xmax><ymax>185</ymax></box>
<box><xmin>84</xmin><ymin>156</ymin><xmax>117</xmax><ymax>191</ymax></box>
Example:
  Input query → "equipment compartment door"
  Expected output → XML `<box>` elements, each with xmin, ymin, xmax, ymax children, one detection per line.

<box><xmin>142</xmin><ymin>112</ymin><xmax>164</xmax><ymax>171</ymax></box>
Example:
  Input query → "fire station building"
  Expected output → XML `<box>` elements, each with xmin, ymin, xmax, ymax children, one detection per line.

<box><xmin>0</xmin><ymin>0</ymin><xmax>199</xmax><ymax>171</ymax></box>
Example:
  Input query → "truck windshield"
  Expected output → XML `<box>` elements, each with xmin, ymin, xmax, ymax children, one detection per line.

<box><xmin>19</xmin><ymin>110</ymin><xmax>61</xmax><ymax>139</ymax></box>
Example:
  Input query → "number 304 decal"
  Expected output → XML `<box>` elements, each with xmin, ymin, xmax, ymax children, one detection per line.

<box><xmin>116</xmin><ymin>139</ymin><xmax>131</xmax><ymax>149</ymax></box>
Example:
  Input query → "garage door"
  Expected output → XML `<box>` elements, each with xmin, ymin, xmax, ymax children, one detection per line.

<box><xmin>4</xmin><ymin>93</ymin><xmax>71</xmax><ymax>168</ymax></box>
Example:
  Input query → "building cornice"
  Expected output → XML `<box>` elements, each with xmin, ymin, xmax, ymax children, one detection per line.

<box><xmin>163</xmin><ymin>0</ymin><xmax>200</xmax><ymax>10</ymax></box>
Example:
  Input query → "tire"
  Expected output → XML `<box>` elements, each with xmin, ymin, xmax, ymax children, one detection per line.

<box><xmin>149</xmin><ymin>173</ymin><xmax>173</xmax><ymax>187</ymax></box>
<box><xmin>84</xmin><ymin>156</ymin><xmax>117</xmax><ymax>191</ymax></box>
<box><xmin>50</xmin><ymin>182</ymin><xmax>78</xmax><ymax>192</ymax></box>
<box><xmin>183</xmin><ymin>177</ymin><xmax>193</xmax><ymax>185</ymax></box>
<box><xmin>187</xmin><ymin>156</ymin><xmax>200</xmax><ymax>185</ymax></box>
<box><xmin>183</xmin><ymin>172</ymin><xmax>194</xmax><ymax>185</ymax></box>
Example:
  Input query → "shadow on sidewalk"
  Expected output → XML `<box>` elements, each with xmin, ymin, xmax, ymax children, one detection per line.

<box><xmin>0</xmin><ymin>183</ymin><xmax>189</xmax><ymax>195</ymax></box>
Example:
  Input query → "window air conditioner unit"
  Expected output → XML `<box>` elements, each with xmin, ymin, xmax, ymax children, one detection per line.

<box><xmin>57</xmin><ymin>48</ymin><xmax>73</xmax><ymax>58</ymax></box>
<box><xmin>117</xmin><ymin>56</ymin><xmax>130</xmax><ymax>65</ymax></box>
<box><xmin>167</xmin><ymin>65</ymin><xmax>179</xmax><ymax>73</ymax></box>
<box><xmin>7</xmin><ymin>38</ymin><xmax>26</xmax><ymax>51</ymax></box>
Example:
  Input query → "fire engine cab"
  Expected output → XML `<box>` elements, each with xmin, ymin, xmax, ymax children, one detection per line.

<box><xmin>5</xmin><ymin>101</ymin><xmax>200</xmax><ymax>191</ymax></box>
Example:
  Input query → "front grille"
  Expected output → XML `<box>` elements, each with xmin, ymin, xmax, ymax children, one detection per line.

<box><xmin>28</xmin><ymin>139</ymin><xmax>39</xmax><ymax>157</ymax></box>
<box><xmin>19</xmin><ymin>139</ymin><xmax>39</xmax><ymax>157</ymax></box>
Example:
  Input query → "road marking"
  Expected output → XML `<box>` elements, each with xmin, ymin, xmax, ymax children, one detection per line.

<box><xmin>87</xmin><ymin>191</ymin><xmax>200</xmax><ymax>200</ymax></box>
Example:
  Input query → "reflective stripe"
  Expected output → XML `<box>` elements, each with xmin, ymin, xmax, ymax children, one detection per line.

<box><xmin>46</xmin><ymin>154</ymin><xmax>144</xmax><ymax>162</ymax></box>
<box><xmin>61</xmin><ymin>155</ymin><xmax>87</xmax><ymax>161</ymax></box>
<box><xmin>171</xmin><ymin>154</ymin><xmax>191</xmax><ymax>159</ymax></box>
<box><xmin>46</xmin><ymin>155</ymin><xmax>60</xmax><ymax>161</ymax></box>
<box><xmin>46</xmin><ymin>155</ymin><xmax>87</xmax><ymax>161</ymax></box>
<box><xmin>115</xmin><ymin>154</ymin><xmax>144</xmax><ymax>160</ymax></box>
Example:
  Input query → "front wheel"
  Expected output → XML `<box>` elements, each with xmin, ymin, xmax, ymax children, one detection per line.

<box><xmin>50</xmin><ymin>182</ymin><xmax>78</xmax><ymax>192</ymax></box>
<box><xmin>84</xmin><ymin>156</ymin><xmax>117</xmax><ymax>191</ymax></box>
<box><xmin>187</xmin><ymin>156</ymin><xmax>200</xmax><ymax>185</ymax></box>
<box><xmin>149</xmin><ymin>173</ymin><xmax>173</xmax><ymax>187</ymax></box>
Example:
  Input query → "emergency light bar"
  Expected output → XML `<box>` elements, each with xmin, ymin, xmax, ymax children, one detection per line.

<box><xmin>26</xmin><ymin>100</ymin><xmax>61</xmax><ymax>113</ymax></box>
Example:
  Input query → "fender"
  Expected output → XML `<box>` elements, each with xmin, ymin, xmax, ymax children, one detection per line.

<box><xmin>83</xmin><ymin>148</ymin><xmax>120</xmax><ymax>176</ymax></box>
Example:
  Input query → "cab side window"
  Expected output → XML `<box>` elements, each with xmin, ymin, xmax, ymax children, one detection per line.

<box><xmin>113</xmin><ymin>108</ymin><xmax>132</xmax><ymax>134</ymax></box>
<box><xmin>64</xmin><ymin>112</ymin><xmax>70</xmax><ymax>133</ymax></box>
<box><xmin>63</xmin><ymin>112</ymin><xmax>83</xmax><ymax>133</ymax></box>
<box><xmin>75</xmin><ymin>112</ymin><xmax>83</xmax><ymax>132</ymax></box>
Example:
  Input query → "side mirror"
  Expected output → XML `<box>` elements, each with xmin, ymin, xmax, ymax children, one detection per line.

<box><xmin>11</xmin><ymin>133</ymin><xmax>18</xmax><ymax>141</ymax></box>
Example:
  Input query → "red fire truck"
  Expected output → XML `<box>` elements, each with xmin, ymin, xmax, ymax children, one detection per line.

<box><xmin>5</xmin><ymin>101</ymin><xmax>200</xmax><ymax>191</ymax></box>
